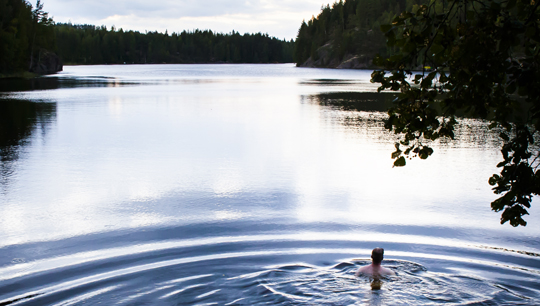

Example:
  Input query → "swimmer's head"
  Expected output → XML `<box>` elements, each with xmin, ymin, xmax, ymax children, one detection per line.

<box><xmin>371</xmin><ymin>248</ymin><xmax>384</xmax><ymax>264</ymax></box>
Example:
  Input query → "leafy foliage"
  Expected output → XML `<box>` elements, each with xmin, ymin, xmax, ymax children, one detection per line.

<box><xmin>372</xmin><ymin>0</ymin><xmax>540</xmax><ymax>226</ymax></box>
<box><xmin>55</xmin><ymin>25</ymin><xmax>294</xmax><ymax>65</ymax></box>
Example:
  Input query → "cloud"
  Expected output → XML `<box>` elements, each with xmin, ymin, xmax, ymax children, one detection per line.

<box><xmin>47</xmin><ymin>0</ymin><xmax>257</xmax><ymax>19</ymax></box>
<box><xmin>44</xmin><ymin>0</ymin><xmax>326</xmax><ymax>39</ymax></box>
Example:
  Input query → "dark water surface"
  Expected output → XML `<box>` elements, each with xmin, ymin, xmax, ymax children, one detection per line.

<box><xmin>0</xmin><ymin>64</ymin><xmax>539</xmax><ymax>305</ymax></box>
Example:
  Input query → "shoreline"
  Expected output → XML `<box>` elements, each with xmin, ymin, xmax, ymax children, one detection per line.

<box><xmin>0</xmin><ymin>72</ymin><xmax>39</xmax><ymax>79</ymax></box>
<box><xmin>1</xmin><ymin>62</ymin><xmax>380</xmax><ymax>81</ymax></box>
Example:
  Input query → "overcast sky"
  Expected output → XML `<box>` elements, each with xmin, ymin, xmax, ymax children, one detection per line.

<box><xmin>43</xmin><ymin>0</ymin><xmax>329</xmax><ymax>40</ymax></box>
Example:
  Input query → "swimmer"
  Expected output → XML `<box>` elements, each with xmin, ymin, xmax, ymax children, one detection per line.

<box><xmin>355</xmin><ymin>247</ymin><xmax>395</xmax><ymax>277</ymax></box>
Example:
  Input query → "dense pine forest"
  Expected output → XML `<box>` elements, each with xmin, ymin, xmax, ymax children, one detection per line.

<box><xmin>1</xmin><ymin>0</ymin><xmax>434</xmax><ymax>75</ymax></box>
<box><xmin>1</xmin><ymin>0</ymin><xmax>294</xmax><ymax>76</ymax></box>
<box><xmin>0</xmin><ymin>0</ymin><xmax>58</xmax><ymax>75</ymax></box>
<box><xmin>294</xmin><ymin>0</ymin><xmax>426</xmax><ymax>68</ymax></box>
<box><xmin>55</xmin><ymin>24</ymin><xmax>294</xmax><ymax>65</ymax></box>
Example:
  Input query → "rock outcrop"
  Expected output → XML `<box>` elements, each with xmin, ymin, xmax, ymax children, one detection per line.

<box><xmin>298</xmin><ymin>43</ymin><xmax>374</xmax><ymax>70</ymax></box>
<box><xmin>29</xmin><ymin>50</ymin><xmax>63</xmax><ymax>75</ymax></box>
<box><xmin>336</xmin><ymin>55</ymin><xmax>372</xmax><ymax>69</ymax></box>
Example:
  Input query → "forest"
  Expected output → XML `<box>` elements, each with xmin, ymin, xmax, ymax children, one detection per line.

<box><xmin>55</xmin><ymin>24</ymin><xmax>294</xmax><ymax>65</ymax></box>
<box><xmin>294</xmin><ymin>0</ymin><xmax>426</xmax><ymax>68</ymax></box>
<box><xmin>1</xmin><ymin>0</ymin><xmax>429</xmax><ymax>74</ymax></box>
<box><xmin>1</xmin><ymin>0</ymin><xmax>294</xmax><ymax>75</ymax></box>
<box><xmin>1</xmin><ymin>0</ymin><xmax>439</xmax><ymax>73</ymax></box>
<box><xmin>0</xmin><ymin>0</ymin><xmax>57</xmax><ymax>75</ymax></box>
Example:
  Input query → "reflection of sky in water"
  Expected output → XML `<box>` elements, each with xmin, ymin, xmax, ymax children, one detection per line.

<box><xmin>0</xmin><ymin>64</ymin><xmax>538</xmax><ymax>250</ymax></box>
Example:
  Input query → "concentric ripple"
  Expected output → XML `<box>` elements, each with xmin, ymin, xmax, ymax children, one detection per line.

<box><xmin>2</xmin><ymin>65</ymin><xmax>540</xmax><ymax>305</ymax></box>
<box><xmin>0</xmin><ymin>225</ymin><xmax>539</xmax><ymax>305</ymax></box>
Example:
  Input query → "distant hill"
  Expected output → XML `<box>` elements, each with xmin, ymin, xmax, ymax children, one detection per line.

<box><xmin>294</xmin><ymin>0</ymin><xmax>425</xmax><ymax>69</ymax></box>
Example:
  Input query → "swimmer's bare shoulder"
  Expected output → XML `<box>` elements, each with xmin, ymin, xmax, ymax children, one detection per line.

<box><xmin>355</xmin><ymin>264</ymin><xmax>395</xmax><ymax>277</ymax></box>
<box><xmin>355</xmin><ymin>264</ymin><xmax>373</xmax><ymax>276</ymax></box>
<box><xmin>355</xmin><ymin>248</ymin><xmax>395</xmax><ymax>277</ymax></box>
<box><xmin>378</xmin><ymin>266</ymin><xmax>396</xmax><ymax>276</ymax></box>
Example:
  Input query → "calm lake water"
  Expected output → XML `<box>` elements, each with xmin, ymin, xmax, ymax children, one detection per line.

<box><xmin>0</xmin><ymin>64</ymin><xmax>539</xmax><ymax>305</ymax></box>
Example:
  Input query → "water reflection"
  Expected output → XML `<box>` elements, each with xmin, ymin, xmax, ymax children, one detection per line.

<box><xmin>305</xmin><ymin>91</ymin><xmax>505</xmax><ymax>150</ymax></box>
<box><xmin>0</xmin><ymin>65</ymin><xmax>539</xmax><ymax>305</ymax></box>
<box><xmin>0</xmin><ymin>99</ymin><xmax>56</xmax><ymax>189</ymax></box>
<box><xmin>370</xmin><ymin>278</ymin><xmax>383</xmax><ymax>290</ymax></box>
<box><xmin>1</xmin><ymin>225</ymin><xmax>538</xmax><ymax>305</ymax></box>
<box><xmin>304</xmin><ymin>91</ymin><xmax>397</xmax><ymax>112</ymax></box>
<box><xmin>0</xmin><ymin>76</ymin><xmax>135</xmax><ymax>92</ymax></box>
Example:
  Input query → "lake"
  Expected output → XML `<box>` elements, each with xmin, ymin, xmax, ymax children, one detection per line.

<box><xmin>0</xmin><ymin>64</ymin><xmax>539</xmax><ymax>305</ymax></box>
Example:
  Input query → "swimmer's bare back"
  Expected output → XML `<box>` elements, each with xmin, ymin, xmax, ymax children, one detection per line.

<box><xmin>355</xmin><ymin>264</ymin><xmax>395</xmax><ymax>277</ymax></box>
<box><xmin>356</xmin><ymin>247</ymin><xmax>395</xmax><ymax>277</ymax></box>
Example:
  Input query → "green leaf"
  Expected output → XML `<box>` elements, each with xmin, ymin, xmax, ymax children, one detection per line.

<box><xmin>393</xmin><ymin>156</ymin><xmax>406</xmax><ymax>167</ymax></box>
<box><xmin>418</xmin><ymin>147</ymin><xmax>433</xmax><ymax>159</ymax></box>
<box><xmin>439</xmin><ymin>73</ymin><xmax>448</xmax><ymax>83</ymax></box>
<box><xmin>506</xmin><ymin>82</ymin><xmax>516</xmax><ymax>94</ymax></box>
<box><xmin>431</xmin><ymin>43</ymin><xmax>444</xmax><ymax>55</ymax></box>
<box><xmin>518</xmin><ymin>85</ymin><xmax>528</xmax><ymax>96</ymax></box>
<box><xmin>380</xmin><ymin>24</ymin><xmax>393</xmax><ymax>33</ymax></box>
<box><xmin>526</xmin><ymin>26</ymin><xmax>536</xmax><ymax>39</ymax></box>
<box><xmin>368</xmin><ymin>0</ymin><xmax>538</xmax><ymax>227</ymax></box>
<box><xmin>491</xmin><ymin>198</ymin><xmax>504</xmax><ymax>211</ymax></box>
<box><xmin>404</xmin><ymin>42</ymin><xmax>417</xmax><ymax>53</ymax></box>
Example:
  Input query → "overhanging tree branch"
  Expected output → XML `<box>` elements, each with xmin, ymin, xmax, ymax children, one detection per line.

<box><xmin>372</xmin><ymin>0</ymin><xmax>540</xmax><ymax>227</ymax></box>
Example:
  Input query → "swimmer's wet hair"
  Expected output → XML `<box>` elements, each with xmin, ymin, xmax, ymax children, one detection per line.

<box><xmin>372</xmin><ymin>248</ymin><xmax>384</xmax><ymax>264</ymax></box>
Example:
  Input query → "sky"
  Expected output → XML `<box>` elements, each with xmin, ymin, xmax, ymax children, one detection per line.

<box><xmin>42</xmin><ymin>0</ymin><xmax>330</xmax><ymax>40</ymax></box>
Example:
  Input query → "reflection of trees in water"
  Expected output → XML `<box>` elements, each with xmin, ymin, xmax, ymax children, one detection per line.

<box><xmin>304</xmin><ymin>92</ymin><xmax>505</xmax><ymax>150</ymax></box>
<box><xmin>0</xmin><ymin>76</ymin><xmax>136</xmax><ymax>93</ymax></box>
<box><xmin>304</xmin><ymin>92</ymin><xmax>397</xmax><ymax>113</ymax></box>
<box><xmin>303</xmin><ymin>92</ymin><xmax>399</xmax><ymax>143</ymax></box>
<box><xmin>0</xmin><ymin>78</ymin><xmax>61</xmax><ymax>92</ymax></box>
<box><xmin>0</xmin><ymin>99</ymin><xmax>56</xmax><ymax>190</ymax></box>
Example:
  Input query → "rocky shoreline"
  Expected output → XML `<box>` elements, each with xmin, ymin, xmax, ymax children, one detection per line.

<box><xmin>29</xmin><ymin>51</ymin><xmax>63</xmax><ymax>75</ymax></box>
<box><xmin>1</xmin><ymin>51</ymin><xmax>63</xmax><ymax>79</ymax></box>
<box><xmin>297</xmin><ymin>43</ymin><xmax>375</xmax><ymax>69</ymax></box>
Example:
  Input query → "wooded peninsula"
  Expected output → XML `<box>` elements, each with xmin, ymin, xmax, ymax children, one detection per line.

<box><xmin>295</xmin><ymin>0</ymin><xmax>423</xmax><ymax>69</ymax></box>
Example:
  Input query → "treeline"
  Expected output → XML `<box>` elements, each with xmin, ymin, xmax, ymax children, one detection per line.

<box><xmin>0</xmin><ymin>0</ymin><xmax>56</xmax><ymax>75</ymax></box>
<box><xmin>1</xmin><ymin>0</ymin><xmax>294</xmax><ymax>75</ymax></box>
<box><xmin>294</xmin><ymin>0</ymin><xmax>426</xmax><ymax>68</ymax></box>
<box><xmin>55</xmin><ymin>24</ymin><xmax>295</xmax><ymax>65</ymax></box>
